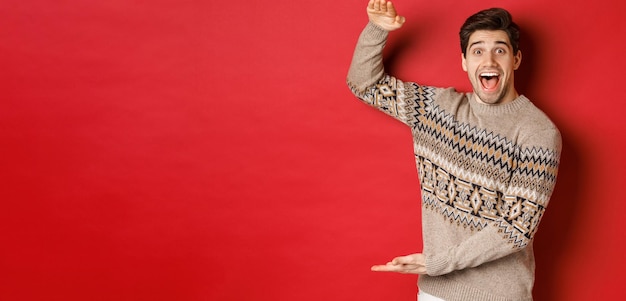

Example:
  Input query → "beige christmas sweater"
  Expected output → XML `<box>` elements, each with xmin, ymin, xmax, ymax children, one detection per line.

<box><xmin>347</xmin><ymin>22</ymin><xmax>561</xmax><ymax>301</ymax></box>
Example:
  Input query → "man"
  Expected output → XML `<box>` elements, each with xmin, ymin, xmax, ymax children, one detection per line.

<box><xmin>347</xmin><ymin>1</ymin><xmax>561</xmax><ymax>300</ymax></box>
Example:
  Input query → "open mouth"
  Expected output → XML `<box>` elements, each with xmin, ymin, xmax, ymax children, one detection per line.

<box><xmin>479</xmin><ymin>72</ymin><xmax>500</xmax><ymax>92</ymax></box>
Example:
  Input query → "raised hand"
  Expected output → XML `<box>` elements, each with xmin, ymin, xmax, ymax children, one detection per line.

<box><xmin>371</xmin><ymin>253</ymin><xmax>427</xmax><ymax>274</ymax></box>
<box><xmin>366</xmin><ymin>0</ymin><xmax>406</xmax><ymax>31</ymax></box>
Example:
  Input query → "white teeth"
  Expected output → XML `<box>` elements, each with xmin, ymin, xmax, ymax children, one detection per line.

<box><xmin>480</xmin><ymin>72</ymin><xmax>499</xmax><ymax>77</ymax></box>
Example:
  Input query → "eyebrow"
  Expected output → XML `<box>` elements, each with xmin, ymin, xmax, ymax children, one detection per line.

<box><xmin>469</xmin><ymin>40</ymin><xmax>511</xmax><ymax>48</ymax></box>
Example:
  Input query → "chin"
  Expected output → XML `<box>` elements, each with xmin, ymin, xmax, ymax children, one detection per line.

<box><xmin>476</xmin><ymin>88</ymin><xmax>509</xmax><ymax>104</ymax></box>
<box><xmin>475</xmin><ymin>93</ymin><xmax>500</xmax><ymax>104</ymax></box>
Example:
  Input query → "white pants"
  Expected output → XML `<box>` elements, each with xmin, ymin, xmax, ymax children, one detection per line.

<box><xmin>418</xmin><ymin>289</ymin><xmax>446</xmax><ymax>301</ymax></box>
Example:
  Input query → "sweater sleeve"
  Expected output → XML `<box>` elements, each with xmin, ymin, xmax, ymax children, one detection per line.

<box><xmin>347</xmin><ymin>22</ymin><xmax>436</xmax><ymax>128</ymax></box>
<box><xmin>425</xmin><ymin>128</ymin><xmax>562</xmax><ymax>276</ymax></box>
<box><xmin>347</xmin><ymin>22</ymin><xmax>388</xmax><ymax>95</ymax></box>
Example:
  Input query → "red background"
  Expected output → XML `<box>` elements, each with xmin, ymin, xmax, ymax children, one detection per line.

<box><xmin>2</xmin><ymin>0</ymin><xmax>625</xmax><ymax>300</ymax></box>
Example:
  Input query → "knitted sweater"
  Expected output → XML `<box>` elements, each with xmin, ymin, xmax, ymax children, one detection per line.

<box><xmin>347</xmin><ymin>22</ymin><xmax>561</xmax><ymax>301</ymax></box>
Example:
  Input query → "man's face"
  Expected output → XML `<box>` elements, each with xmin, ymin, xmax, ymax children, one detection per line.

<box><xmin>462</xmin><ymin>30</ymin><xmax>522</xmax><ymax>105</ymax></box>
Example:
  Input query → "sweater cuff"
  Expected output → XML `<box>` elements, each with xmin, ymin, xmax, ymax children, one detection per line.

<box><xmin>364</xmin><ymin>21</ymin><xmax>390</xmax><ymax>40</ymax></box>
<box><xmin>425</xmin><ymin>253</ymin><xmax>449</xmax><ymax>276</ymax></box>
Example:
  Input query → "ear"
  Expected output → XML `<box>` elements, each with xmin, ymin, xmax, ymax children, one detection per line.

<box><xmin>461</xmin><ymin>53</ymin><xmax>467</xmax><ymax>72</ymax></box>
<box><xmin>513</xmin><ymin>50</ymin><xmax>522</xmax><ymax>70</ymax></box>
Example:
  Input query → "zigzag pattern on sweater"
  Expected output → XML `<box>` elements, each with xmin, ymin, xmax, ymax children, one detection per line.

<box><xmin>418</xmin><ymin>155</ymin><xmax>546</xmax><ymax>248</ymax></box>
<box><xmin>350</xmin><ymin>75</ymin><xmax>559</xmax><ymax>248</ymax></box>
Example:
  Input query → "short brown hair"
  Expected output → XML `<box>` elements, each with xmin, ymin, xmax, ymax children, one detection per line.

<box><xmin>459</xmin><ymin>8</ymin><xmax>520</xmax><ymax>57</ymax></box>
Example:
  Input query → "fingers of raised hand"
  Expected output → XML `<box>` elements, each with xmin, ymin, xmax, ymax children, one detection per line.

<box><xmin>368</xmin><ymin>0</ymin><xmax>390</xmax><ymax>13</ymax></box>
<box><xmin>374</xmin><ymin>0</ymin><xmax>383</xmax><ymax>12</ymax></box>
<box><xmin>366</xmin><ymin>0</ymin><xmax>404</xmax><ymax>31</ymax></box>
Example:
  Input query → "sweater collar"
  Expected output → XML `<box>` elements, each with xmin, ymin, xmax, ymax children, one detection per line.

<box><xmin>468</xmin><ymin>93</ymin><xmax>530</xmax><ymax>115</ymax></box>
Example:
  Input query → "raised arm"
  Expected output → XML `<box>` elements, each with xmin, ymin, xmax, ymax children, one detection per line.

<box><xmin>347</xmin><ymin>0</ymin><xmax>406</xmax><ymax>93</ymax></box>
<box><xmin>346</xmin><ymin>0</ymin><xmax>441</xmax><ymax>131</ymax></box>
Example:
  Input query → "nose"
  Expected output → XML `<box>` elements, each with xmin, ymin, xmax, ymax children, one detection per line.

<box><xmin>484</xmin><ymin>52</ymin><xmax>497</xmax><ymax>66</ymax></box>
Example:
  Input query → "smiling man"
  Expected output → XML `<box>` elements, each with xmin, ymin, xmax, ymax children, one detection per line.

<box><xmin>347</xmin><ymin>1</ymin><xmax>562</xmax><ymax>300</ymax></box>
<box><xmin>461</xmin><ymin>18</ymin><xmax>522</xmax><ymax>105</ymax></box>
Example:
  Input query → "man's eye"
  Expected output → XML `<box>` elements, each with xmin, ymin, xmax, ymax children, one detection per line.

<box><xmin>495</xmin><ymin>48</ymin><xmax>505</xmax><ymax>54</ymax></box>
<box><xmin>473</xmin><ymin>49</ymin><xmax>482</xmax><ymax>55</ymax></box>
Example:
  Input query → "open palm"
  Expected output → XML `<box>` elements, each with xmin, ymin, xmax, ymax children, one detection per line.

<box><xmin>367</xmin><ymin>0</ymin><xmax>405</xmax><ymax>31</ymax></box>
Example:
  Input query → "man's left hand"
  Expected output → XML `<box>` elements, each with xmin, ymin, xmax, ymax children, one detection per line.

<box><xmin>371</xmin><ymin>253</ymin><xmax>427</xmax><ymax>274</ymax></box>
